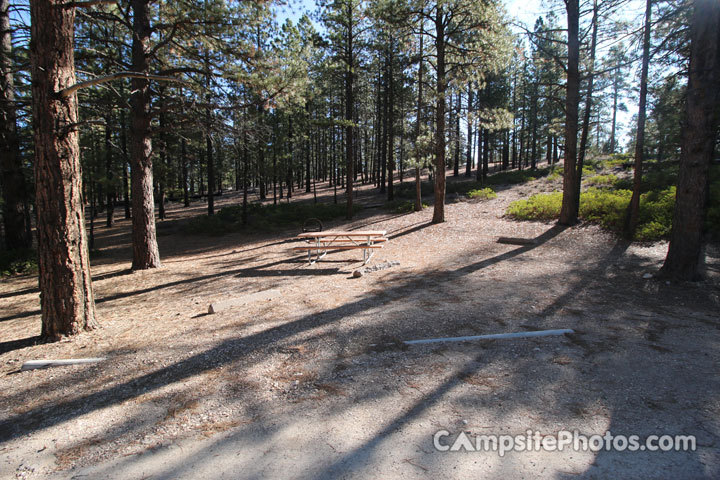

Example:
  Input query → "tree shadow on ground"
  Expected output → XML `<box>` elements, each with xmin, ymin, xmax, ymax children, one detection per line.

<box><xmin>0</xmin><ymin>335</ymin><xmax>44</xmax><ymax>355</ymax></box>
<box><xmin>0</xmin><ymin>224</ymin><xmax>565</xmax><ymax>443</ymax></box>
<box><xmin>135</xmin><ymin>237</ymin><xmax>715</xmax><ymax>479</ymax></box>
<box><xmin>2</xmin><ymin>224</ymin><xmax>717</xmax><ymax>479</ymax></box>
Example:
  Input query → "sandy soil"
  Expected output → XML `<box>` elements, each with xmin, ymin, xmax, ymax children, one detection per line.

<box><xmin>1</xmin><ymin>172</ymin><xmax>719</xmax><ymax>479</ymax></box>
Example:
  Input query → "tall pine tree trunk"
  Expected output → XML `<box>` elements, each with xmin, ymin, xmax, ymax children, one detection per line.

<box><xmin>120</xmin><ymin>107</ymin><xmax>131</xmax><ymax>218</ymax></box>
<box><xmin>610</xmin><ymin>76</ymin><xmax>618</xmax><ymax>153</ymax></box>
<box><xmin>129</xmin><ymin>0</ymin><xmax>160</xmax><ymax>269</ymax></box>
<box><xmin>158</xmin><ymin>108</ymin><xmax>167</xmax><ymax>221</ymax></box>
<box><xmin>1</xmin><ymin>0</ymin><xmax>29</xmax><ymax>250</ymax></box>
<box><xmin>559</xmin><ymin>0</ymin><xmax>581</xmax><ymax>225</ymax></box>
<box><xmin>465</xmin><ymin>88</ymin><xmax>473</xmax><ymax>177</ymax></box>
<box><xmin>576</xmin><ymin>0</ymin><xmax>599</xmax><ymax>209</ymax></box>
<box><xmin>625</xmin><ymin>0</ymin><xmax>651</xmax><ymax>238</ymax></box>
<box><xmin>482</xmin><ymin>129</ymin><xmax>489</xmax><ymax>181</ymax></box>
<box><xmin>453</xmin><ymin>92</ymin><xmax>460</xmax><ymax>176</ymax></box>
<box><xmin>206</xmin><ymin>131</ymin><xmax>214</xmax><ymax>214</ymax></box>
<box><xmin>205</xmin><ymin>52</ymin><xmax>214</xmax><ymax>215</ymax></box>
<box><xmin>530</xmin><ymin>84</ymin><xmax>538</xmax><ymax>170</ymax></box>
<box><xmin>182</xmin><ymin>136</ymin><xmax>190</xmax><ymax>207</ymax></box>
<box><xmin>432</xmin><ymin>7</ymin><xmax>446</xmax><ymax>224</ymax></box>
<box><xmin>502</xmin><ymin>131</ymin><xmax>510</xmax><ymax>170</ymax></box>
<box><xmin>414</xmin><ymin>27</ymin><xmax>424</xmax><ymax>212</ymax></box>
<box><xmin>387</xmin><ymin>44</ymin><xmax>395</xmax><ymax>201</ymax></box>
<box><xmin>344</xmin><ymin>6</ymin><xmax>354</xmax><ymax>220</ymax></box>
<box><xmin>30</xmin><ymin>0</ymin><xmax>97</xmax><ymax>339</ymax></box>
<box><xmin>661</xmin><ymin>0</ymin><xmax>720</xmax><ymax>280</ymax></box>
<box><xmin>105</xmin><ymin>114</ymin><xmax>114</xmax><ymax>227</ymax></box>
<box><xmin>380</xmin><ymin>59</ymin><xmax>387</xmax><ymax>194</ymax></box>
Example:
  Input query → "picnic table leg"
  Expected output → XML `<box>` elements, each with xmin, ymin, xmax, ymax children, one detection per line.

<box><xmin>363</xmin><ymin>235</ymin><xmax>375</xmax><ymax>265</ymax></box>
<box><xmin>307</xmin><ymin>238</ymin><xmax>328</xmax><ymax>265</ymax></box>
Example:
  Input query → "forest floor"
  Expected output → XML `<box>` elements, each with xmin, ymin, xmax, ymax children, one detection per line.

<box><xmin>1</xmin><ymin>169</ymin><xmax>719</xmax><ymax>479</ymax></box>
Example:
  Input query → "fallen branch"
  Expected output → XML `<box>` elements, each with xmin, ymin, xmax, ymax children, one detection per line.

<box><xmin>403</xmin><ymin>329</ymin><xmax>574</xmax><ymax>345</ymax></box>
<box><xmin>404</xmin><ymin>458</ymin><xmax>429</xmax><ymax>472</ymax></box>
<box><xmin>497</xmin><ymin>236</ymin><xmax>537</xmax><ymax>246</ymax></box>
<box><xmin>21</xmin><ymin>357</ymin><xmax>107</xmax><ymax>371</ymax></box>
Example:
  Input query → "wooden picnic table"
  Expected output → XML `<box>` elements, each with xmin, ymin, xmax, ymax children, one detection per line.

<box><xmin>292</xmin><ymin>230</ymin><xmax>388</xmax><ymax>265</ymax></box>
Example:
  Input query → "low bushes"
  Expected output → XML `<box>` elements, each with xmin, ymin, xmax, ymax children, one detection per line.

<box><xmin>585</xmin><ymin>174</ymin><xmax>620</xmax><ymax>186</ymax></box>
<box><xmin>506</xmin><ymin>191</ymin><xmax>563</xmax><ymax>221</ymax></box>
<box><xmin>387</xmin><ymin>199</ymin><xmax>428</xmax><ymax>213</ymax></box>
<box><xmin>467</xmin><ymin>187</ymin><xmax>497</xmax><ymax>200</ymax></box>
<box><xmin>505</xmin><ymin>187</ymin><xmax>677</xmax><ymax>241</ymax></box>
<box><xmin>395</xmin><ymin>167</ymin><xmax>551</xmax><ymax>200</ymax></box>
<box><xmin>183</xmin><ymin>201</ymin><xmax>361</xmax><ymax>236</ymax></box>
<box><xmin>0</xmin><ymin>248</ymin><xmax>37</xmax><ymax>276</ymax></box>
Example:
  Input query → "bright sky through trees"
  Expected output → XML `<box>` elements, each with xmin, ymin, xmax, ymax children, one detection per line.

<box><xmin>276</xmin><ymin>0</ymin><xmax>645</xmax><ymax>147</ymax></box>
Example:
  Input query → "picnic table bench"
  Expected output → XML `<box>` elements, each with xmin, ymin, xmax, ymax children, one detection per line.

<box><xmin>292</xmin><ymin>230</ymin><xmax>388</xmax><ymax>265</ymax></box>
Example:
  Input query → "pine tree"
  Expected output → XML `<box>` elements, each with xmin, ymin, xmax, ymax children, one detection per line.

<box><xmin>661</xmin><ymin>0</ymin><xmax>720</xmax><ymax>280</ymax></box>
<box><xmin>30</xmin><ymin>0</ymin><xmax>98</xmax><ymax>339</ymax></box>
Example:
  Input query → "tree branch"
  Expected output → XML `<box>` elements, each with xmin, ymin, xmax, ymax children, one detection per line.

<box><xmin>56</xmin><ymin>71</ymin><xmax>191</xmax><ymax>98</ymax></box>
<box><xmin>63</xmin><ymin>0</ymin><xmax>115</xmax><ymax>9</ymax></box>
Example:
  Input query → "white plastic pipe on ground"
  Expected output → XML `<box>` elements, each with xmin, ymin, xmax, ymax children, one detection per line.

<box><xmin>21</xmin><ymin>358</ymin><xmax>107</xmax><ymax>371</ymax></box>
<box><xmin>403</xmin><ymin>329</ymin><xmax>575</xmax><ymax>345</ymax></box>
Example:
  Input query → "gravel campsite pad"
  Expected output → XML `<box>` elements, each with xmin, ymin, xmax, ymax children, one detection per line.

<box><xmin>1</xmin><ymin>178</ymin><xmax>719</xmax><ymax>479</ymax></box>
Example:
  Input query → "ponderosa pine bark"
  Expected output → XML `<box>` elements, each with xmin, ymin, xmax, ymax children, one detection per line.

<box><xmin>344</xmin><ymin>2</ymin><xmax>354</xmax><ymax>220</ymax></box>
<box><xmin>576</xmin><ymin>0</ymin><xmax>599</xmax><ymax>208</ymax></box>
<box><xmin>414</xmin><ymin>26</ymin><xmax>424</xmax><ymax>212</ymax></box>
<box><xmin>432</xmin><ymin>5</ymin><xmax>446</xmax><ymax>224</ymax></box>
<box><xmin>29</xmin><ymin>0</ymin><xmax>98</xmax><ymax>339</ymax></box>
<box><xmin>119</xmin><ymin>106</ymin><xmax>131</xmax><ymax>218</ymax></box>
<box><xmin>105</xmin><ymin>114</ymin><xmax>114</xmax><ymax>227</ymax></box>
<box><xmin>205</xmin><ymin>53</ymin><xmax>215</xmax><ymax>215</ymax></box>
<box><xmin>453</xmin><ymin>92</ymin><xmax>460</xmax><ymax>176</ymax></box>
<box><xmin>558</xmin><ymin>0</ymin><xmax>581</xmax><ymax>225</ymax></box>
<box><xmin>1</xmin><ymin>0</ymin><xmax>29</xmax><ymax>250</ymax></box>
<box><xmin>129</xmin><ymin>0</ymin><xmax>161</xmax><ymax>269</ymax></box>
<box><xmin>387</xmin><ymin>41</ymin><xmax>395</xmax><ymax>201</ymax></box>
<box><xmin>465</xmin><ymin>88</ymin><xmax>473</xmax><ymax>177</ymax></box>
<box><xmin>660</xmin><ymin>0</ymin><xmax>720</xmax><ymax>280</ymax></box>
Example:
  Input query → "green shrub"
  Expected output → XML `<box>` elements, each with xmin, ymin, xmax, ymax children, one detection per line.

<box><xmin>388</xmin><ymin>199</ymin><xmax>428</xmax><ymax>213</ymax></box>
<box><xmin>396</xmin><ymin>167</ymin><xmax>552</xmax><ymax>200</ymax></box>
<box><xmin>603</xmin><ymin>153</ymin><xmax>632</xmax><ymax>168</ymax></box>
<box><xmin>583</xmin><ymin>157</ymin><xmax>604</xmax><ymax>170</ymax></box>
<box><xmin>636</xmin><ymin>221</ymin><xmax>670</xmax><ymax>242</ymax></box>
<box><xmin>485</xmin><ymin>167</ymin><xmax>550</xmax><ymax>186</ymax></box>
<box><xmin>546</xmin><ymin>167</ymin><xmax>562</xmax><ymax>181</ymax></box>
<box><xmin>0</xmin><ymin>248</ymin><xmax>37</xmax><ymax>276</ymax></box>
<box><xmin>505</xmin><ymin>191</ymin><xmax>563</xmax><ymax>220</ymax></box>
<box><xmin>578</xmin><ymin>188</ymin><xmax>632</xmax><ymax>230</ymax></box>
<box><xmin>467</xmin><ymin>187</ymin><xmax>497</xmax><ymax>200</ymax></box>
<box><xmin>639</xmin><ymin>186</ymin><xmax>676</xmax><ymax>228</ymax></box>
<box><xmin>506</xmin><ymin>186</ymin><xmax>677</xmax><ymax>242</ymax></box>
<box><xmin>613</xmin><ymin>177</ymin><xmax>633</xmax><ymax>190</ymax></box>
<box><xmin>395</xmin><ymin>181</ymin><xmax>433</xmax><ymax>199</ymax></box>
<box><xmin>585</xmin><ymin>174</ymin><xmax>619</xmax><ymax>186</ymax></box>
<box><xmin>582</xmin><ymin>165</ymin><xmax>597</xmax><ymax>176</ymax></box>
<box><xmin>183</xmin><ymin>201</ymin><xmax>362</xmax><ymax>235</ymax></box>
<box><xmin>642</xmin><ymin>164</ymin><xmax>678</xmax><ymax>192</ymax></box>
<box><xmin>183</xmin><ymin>214</ymin><xmax>234</xmax><ymax>236</ymax></box>
<box><xmin>445</xmin><ymin>181</ymin><xmax>481</xmax><ymax>195</ymax></box>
